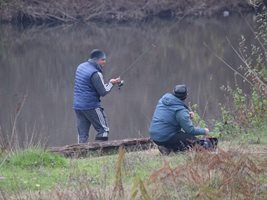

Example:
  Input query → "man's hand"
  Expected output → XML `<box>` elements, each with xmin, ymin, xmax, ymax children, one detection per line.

<box><xmin>110</xmin><ymin>77</ymin><xmax>121</xmax><ymax>84</ymax></box>
<box><xmin>204</xmin><ymin>128</ymin><xmax>209</xmax><ymax>137</ymax></box>
<box><xmin>189</xmin><ymin>112</ymin><xmax>194</xmax><ymax>119</ymax></box>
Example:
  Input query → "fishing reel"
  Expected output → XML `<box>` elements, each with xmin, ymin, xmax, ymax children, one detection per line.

<box><xmin>117</xmin><ymin>80</ymin><xmax>124</xmax><ymax>89</ymax></box>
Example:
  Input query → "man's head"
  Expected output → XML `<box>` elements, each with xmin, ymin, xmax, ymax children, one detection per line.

<box><xmin>90</xmin><ymin>49</ymin><xmax>106</xmax><ymax>66</ymax></box>
<box><xmin>173</xmin><ymin>84</ymin><xmax>187</xmax><ymax>100</ymax></box>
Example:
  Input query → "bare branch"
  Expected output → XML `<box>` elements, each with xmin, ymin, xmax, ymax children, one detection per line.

<box><xmin>203</xmin><ymin>42</ymin><xmax>254</xmax><ymax>86</ymax></box>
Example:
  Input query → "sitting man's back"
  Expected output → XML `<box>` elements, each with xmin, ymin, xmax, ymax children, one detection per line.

<box><xmin>149</xmin><ymin>84</ymin><xmax>216</xmax><ymax>153</ymax></box>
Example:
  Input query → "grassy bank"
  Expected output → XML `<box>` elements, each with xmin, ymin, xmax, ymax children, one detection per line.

<box><xmin>0</xmin><ymin>139</ymin><xmax>267</xmax><ymax>199</ymax></box>
<box><xmin>0</xmin><ymin>0</ymin><xmax>256</xmax><ymax>25</ymax></box>
<box><xmin>0</xmin><ymin>147</ymin><xmax>186</xmax><ymax>199</ymax></box>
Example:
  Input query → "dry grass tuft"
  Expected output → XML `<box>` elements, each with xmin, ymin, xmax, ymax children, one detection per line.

<box><xmin>112</xmin><ymin>146</ymin><xmax>125</xmax><ymax>199</ymax></box>
<box><xmin>149</xmin><ymin>148</ymin><xmax>267</xmax><ymax>199</ymax></box>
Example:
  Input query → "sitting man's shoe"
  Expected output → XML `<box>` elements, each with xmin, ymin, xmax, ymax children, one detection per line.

<box><xmin>158</xmin><ymin>145</ymin><xmax>171</xmax><ymax>155</ymax></box>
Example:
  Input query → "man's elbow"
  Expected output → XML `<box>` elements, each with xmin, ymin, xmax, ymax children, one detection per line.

<box><xmin>183</xmin><ymin>127</ymin><xmax>195</xmax><ymax>135</ymax></box>
<box><xmin>185</xmin><ymin>127</ymin><xmax>205</xmax><ymax>135</ymax></box>
<box><xmin>99</xmin><ymin>91</ymin><xmax>109</xmax><ymax>97</ymax></box>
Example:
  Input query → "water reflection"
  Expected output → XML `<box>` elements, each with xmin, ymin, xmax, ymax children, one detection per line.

<box><xmin>0</xmin><ymin>15</ymin><xmax>254</xmax><ymax>146</ymax></box>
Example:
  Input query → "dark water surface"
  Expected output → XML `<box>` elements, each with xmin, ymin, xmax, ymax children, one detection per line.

<box><xmin>0</xmin><ymin>15</ymin><xmax>254</xmax><ymax>146</ymax></box>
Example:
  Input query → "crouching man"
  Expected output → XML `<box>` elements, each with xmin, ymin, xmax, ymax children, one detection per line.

<box><xmin>149</xmin><ymin>84</ymin><xmax>217</xmax><ymax>154</ymax></box>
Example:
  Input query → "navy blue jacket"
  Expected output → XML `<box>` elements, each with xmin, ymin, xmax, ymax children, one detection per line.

<box><xmin>149</xmin><ymin>93</ymin><xmax>205</xmax><ymax>142</ymax></box>
<box><xmin>73</xmin><ymin>60</ymin><xmax>103</xmax><ymax>110</ymax></box>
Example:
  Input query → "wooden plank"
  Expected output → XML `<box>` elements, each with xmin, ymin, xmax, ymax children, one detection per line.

<box><xmin>48</xmin><ymin>137</ymin><xmax>153</xmax><ymax>158</ymax></box>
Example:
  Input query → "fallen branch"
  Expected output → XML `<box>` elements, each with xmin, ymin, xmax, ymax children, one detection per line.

<box><xmin>49</xmin><ymin>137</ymin><xmax>153</xmax><ymax>158</ymax></box>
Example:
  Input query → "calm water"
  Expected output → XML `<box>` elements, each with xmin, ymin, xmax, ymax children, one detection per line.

<box><xmin>0</xmin><ymin>15</ymin><xmax>254</xmax><ymax>146</ymax></box>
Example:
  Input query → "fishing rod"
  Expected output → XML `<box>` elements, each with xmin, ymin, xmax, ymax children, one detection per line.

<box><xmin>120</xmin><ymin>43</ymin><xmax>157</xmax><ymax>77</ymax></box>
<box><xmin>114</xmin><ymin>14</ymin><xmax>187</xmax><ymax>89</ymax></box>
<box><xmin>116</xmin><ymin>43</ymin><xmax>157</xmax><ymax>89</ymax></box>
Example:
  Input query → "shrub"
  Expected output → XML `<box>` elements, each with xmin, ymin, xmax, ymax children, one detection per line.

<box><xmin>214</xmin><ymin>2</ymin><xmax>267</xmax><ymax>139</ymax></box>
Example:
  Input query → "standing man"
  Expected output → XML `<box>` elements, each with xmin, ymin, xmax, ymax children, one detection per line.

<box><xmin>73</xmin><ymin>49</ymin><xmax>121</xmax><ymax>143</ymax></box>
<box><xmin>149</xmin><ymin>84</ymin><xmax>217</xmax><ymax>154</ymax></box>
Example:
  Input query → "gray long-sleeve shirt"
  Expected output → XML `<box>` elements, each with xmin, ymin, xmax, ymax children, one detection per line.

<box><xmin>91</xmin><ymin>72</ymin><xmax>113</xmax><ymax>97</ymax></box>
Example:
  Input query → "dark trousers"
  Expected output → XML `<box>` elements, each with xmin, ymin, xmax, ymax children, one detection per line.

<box><xmin>75</xmin><ymin>107</ymin><xmax>109</xmax><ymax>143</ymax></box>
<box><xmin>153</xmin><ymin>132</ymin><xmax>218</xmax><ymax>152</ymax></box>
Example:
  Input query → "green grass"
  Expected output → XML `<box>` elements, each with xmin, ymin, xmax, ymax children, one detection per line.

<box><xmin>0</xmin><ymin>167</ymin><xmax>69</xmax><ymax>191</ymax></box>
<box><xmin>6</xmin><ymin>148</ymin><xmax>67</xmax><ymax>168</ymax></box>
<box><xmin>242</xmin><ymin>124</ymin><xmax>267</xmax><ymax>145</ymax></box>
<box><xmin>218</xmin><ymin>124</ymin><xmax>267</xmax><ymax>146</ymax></box>
<box><xmin>0</xmin><ymin>141</ymin><xmax>266</xmax><ymax>199</ymax></box>
<box><xmin>0</xmin><ymin>148</ymin><xmax>69</xmax><ymax>191</ymax></box>
<box><xmin>0</xmin><ymin>147</ymin><xmax>186</xmax><ymax>193</ymax></box>
<box><xmin>0</xmin><ymin>132</ymin><xmax>267</xmax><ymax>199</ymax></box>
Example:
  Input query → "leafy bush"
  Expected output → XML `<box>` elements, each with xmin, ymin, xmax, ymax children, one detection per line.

<box><xmin>190</xmin><ymin>104</ymin><xmax>207</xmax><ymax>128</ymax></box>
<box><xmin>214</xmin><ymin>2</ymin><xmax>267</xmax><ymax>140</ymax></box>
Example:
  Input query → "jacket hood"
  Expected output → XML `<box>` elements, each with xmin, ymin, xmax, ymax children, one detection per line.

<box><xmin>161</xmin><ymin>93</ymin><xmax>188</xmax><ymax>111</ymax></box>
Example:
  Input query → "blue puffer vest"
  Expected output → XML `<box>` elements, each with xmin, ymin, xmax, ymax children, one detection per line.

<box><xmin>73</xmin><ymin>60</ymin><xmax>103</xmax><ymax>110</ymax></box>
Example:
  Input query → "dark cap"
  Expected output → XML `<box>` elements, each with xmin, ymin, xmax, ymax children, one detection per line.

<box><xmin>173</xmin><ymin>84</ymin><xmax>187</xmax><ymax>100</ymax></box>
<box><xmin>90</xmin><ymin>49</ymin><xmax>106</xmax><ymax>60</ymax></box>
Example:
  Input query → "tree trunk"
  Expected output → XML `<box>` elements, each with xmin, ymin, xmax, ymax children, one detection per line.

<box><xmin>49</xmin><ymin>137</ymin><xmax>153</xmax><ymax>158</ymax></box>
